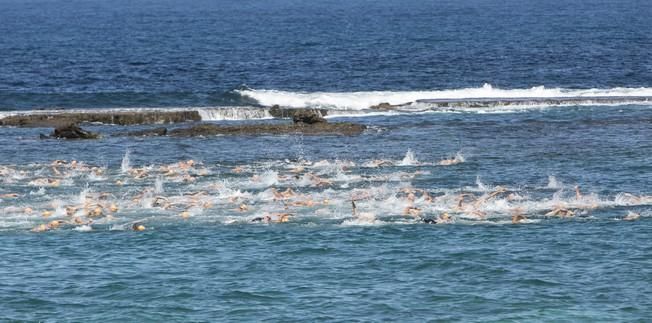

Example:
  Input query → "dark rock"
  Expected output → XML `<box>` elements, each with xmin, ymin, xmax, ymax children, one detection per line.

<box><xmin>268</xmin><ymin>105</ymin><xmax>329</xmax><ymax>119</ymax></box>
<box><xmin>0</xmin><ymin>111</ymin><xmax>201</xmax><ymax>127</ymax></box>
<box><xmin>292</xmin><ymin>110</ymin><xmax>326</xmax><ymax>124</ymax></box>
<box><xmin>369</xmin><ymin>102</ymin><xmax>413</xmax><ymax>110</ymax></box>
<box><xmin>123</xmin><ymin>127</ymin><xmax>168</xmax><ymax>137</ymax></box>
<box><xmin>168</xmin><ymin>121</ymin><xmax>365</xmax><ymax>137</ymax></box>
<box><xmin>51</xmin><ymin>124</ymin><xmax>100</xmax><ymax>139</ymax></box>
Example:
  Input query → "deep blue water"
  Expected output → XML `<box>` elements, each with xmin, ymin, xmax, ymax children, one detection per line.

<box><xmin>1</xmin><ymin>0</ymin><xmax>651</xmax><ymax>108</ymax></box>
<box><xmin>1</xmin><ymin>0</ymin><xmax>652</xmax><ymax>321</ymax></box>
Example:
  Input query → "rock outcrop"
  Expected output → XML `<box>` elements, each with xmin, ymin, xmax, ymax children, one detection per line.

<box><xmin>123</xmin><ymin>127</ymin><xmax>168</xmax><ymax>137</ymax></box>
<box><xmin>268</xmin><ymin>105</ymin><xmax>329</xmax><ymax>119</ymax></box>
<box><xmin>369</xmin><ymin>102</ymin><xmax>413</xmax><ymax>110</ymax></box>
<box><xmin>292</xmin><ymin>110</ymin><xmax>326</xmax><ymax>124</ymax></box>
<box><xmin>48</xmin><ymin>124</ymin><xmax>100</xmax><ymax>139</ymax></box>
<box><xmin>168</xmin><ymin>121</ymin><xmax>365</xmax><ymax>137</ymax></box>
<box><xmin>0</xmin><ymin>111</ymin><xmax>201</xmax><ymax>127</ymax></box>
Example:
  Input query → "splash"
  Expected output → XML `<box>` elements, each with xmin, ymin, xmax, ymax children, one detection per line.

<box><xmin>197</xmin><ymin>107</ymin><xmax>272</xmax><ymax>121</ymax></box>
<box><xmin>547</xmin><ymin>176</ymin><xmax>563</xmax><ymax>189</ymax></box>
<box><xmin>399</xmin><ymin>149</ymin><xmax>419</xmax><ymax>166</ymax></box>
<box><xmin>2</xmin><ymin>157</ymin><xmax>650</xmax><ymax>232</ymax></box>
<box><xmin>476</xmin><ymin>176</ymin><xmax>488</xmax><ymax>191</ymax></box>
<box><xmin>121</xmin><ymin>149</ymin><xmax>131</xmax><ymax>174</ymax></box>
<box><xmin>237</xmin><ymin>84</ymin><xmax>652</xmax><ymax>110</ymax></box>
<box><xmin>154</xmin><ymin>176</ymin><xmax>164</xmax><ymax>194</ymax></box>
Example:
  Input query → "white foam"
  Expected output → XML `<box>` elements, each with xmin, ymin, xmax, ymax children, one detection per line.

<box><xmin>237</xmin><ymin>84</ymin><xmax>652</xmax><ymax>110</ymax></box>
<box><xmin>154</xmin><ymin>176</ymin><xmax>164</xmax><ymax>194</ymax></box>
<box><xmin>399</xmin><ymin>149</ymin><xmax>419</xmax><ymax>166</ymax></box>
<box><xmin>121</xmin><ymin>149</ymin><xmax>131</xmax><ymax>174</ymax></box>
<box><xmin>341</xmin><ymin>212</ymin><xmax>383</xmax><ymax>226</ymax></box>
<box><xmin>197</xmin><ymin>107</ymin><xmax>272</xmax><ymax>121</ymax></box>
<box><xmin>73</xmin><ymin>224</ymin><xmax>93</xmax><ymax>232</ymax></box>
<box><xmin>546</xmin><ymin>176</ymin><xmax>563</xmax><ymax>189</ymax></box>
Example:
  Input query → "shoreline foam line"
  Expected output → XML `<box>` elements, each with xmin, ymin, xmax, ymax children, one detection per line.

<box><xmin>416</xmin><ymin>96</ymin><xmax>652</xmax><ymax>108</ymax></box>
<box><xmin>0</xmin><ymin>95</ymin><xmax>651</xmax><ymax>127</ymax></box>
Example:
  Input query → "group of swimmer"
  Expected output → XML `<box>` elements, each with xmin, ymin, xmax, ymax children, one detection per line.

<box><xmin>0</xmin><ymin>154</ymin><xmax>648</xmax><ymax>233</ymax></box>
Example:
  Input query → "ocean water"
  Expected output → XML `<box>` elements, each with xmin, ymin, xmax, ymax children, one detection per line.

<box><xmin>1</xmin><ymin>0</ymin><xmax>651</xmax><ymax>321</ymax></box>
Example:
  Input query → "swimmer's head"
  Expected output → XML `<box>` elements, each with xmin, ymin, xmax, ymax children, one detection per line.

<box><xmin>132</xmin><ymin>223</ymin><xmax>146</xmax><ymax>231</ymax></box>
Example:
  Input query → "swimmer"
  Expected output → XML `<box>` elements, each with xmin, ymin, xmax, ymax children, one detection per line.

<box><xmin>72</xmin><ymin>216</ymin><xmax>92</xmax><ymax>225</ymax></box>
<box><xmin>421</xmin><ymin>190</ymin><xmax>434</xmax><ymax>203</ymax></box>
<box><xmin>455</xmin><ymin>193</ymin><xmax>476</xmax><ymax>211</ymax></box>
<box><xmin>436</xmin><ymin>212</ymin><xmax>453</xmax><ymax>224</ymax></box>
<box><xmin>511</xmin><ymin>207</ymin><xmax>526</xmax><ymax>224</ymax></box>
<box><xmin>546</xmin><ymin>207</ymin><xmax>575</xmax><ymax>217</ymax></box>
<box><xmin>132</xmin><ymin>223</ymin><xmax>146</xmax><ymax>231</ymax></box>
<box><xmin>403</xmin><ymin>206</ymin><xmax>421</xmax><ymax>217</ymax></box>
<box><xmin>88</xmin><ymin>205</ymin><xmax>103</xmax><ymax>217</ymax></box>
<box><xmin>290</xmin><ymin>199</ymin><xmax>316</xmax><ymax>207</ymax></box>
<box><xmin>473</xmin><ymin>186</ymin><xmax>507</xmax><ymax>208</ymax></box>
<box><xmin>178</xmin><ymin>159</ymin><xmax>195</xmax><ymax>170</ymax></box>
<box><xmin>47</xmin><ymin>220</ymin><xmax>63</xmax><ymax>230</ymax></box>
<box><xmin>272</xmin><ymin>188</ymin><xmax>295</xmax><ymax>200</ymax></box>
<box><xmin>251</xmin><ymin>213</ymin><xmax>292</xmax><ymax>223</ymax></box>
<box><xmin>617</xmin><ymin>193</ymin><xmax>652</xmax><ymax>205</ymax></box>
<box><xmin>290</xmin><ymin>166</ymin><xmax>305</xmax><ymax>174</ymax></box>
<box><xmin>439</xmin><ymin>155</ymin><xmax>462</xmax><ymax>166</ymax></box>
<box><xmin>182</xmin><ymin>174</ymin><xmax>196</xmax><ymax>183</ymax></box>
<box><xmin>307</xmin><ymin>173</ymin><xmax>331</xmax><ymax>187</ymax></box>
<box><xmin>0</xmin><ymin>193</ymin><xmax>19</xmax><ymax>198</ymax></box>
<box><xmin>31</xmin><ymin>224</ymin><xmax>49</xmax><ymax>233</ymax></box>
<box><xmin>512</xmin><ymin>214</ymin><xmax>527</xmax><ymax>224</ymax></box>
<box><xmin>623</xmin><ymin>211</ymin><xmax>640</xmax><ymax>221</ymax></box>
<box><xmin>368</xmin><ymin>159</ymin><xmax>393</xmax><ymax>168</ymax></box>
<box><xmin>351</xmin><ymin>199</ymin><xmax>357</xmax><ymax>216</ymax></box>
<box><xmin>251</xmin><ymin>216</ymin><xmax>271</xmax><ymax>223</ymax></box>
<box><xmin>276</xmin><ymin>213</ymin><xmax>293</xmax><ymax>223</ymax></box>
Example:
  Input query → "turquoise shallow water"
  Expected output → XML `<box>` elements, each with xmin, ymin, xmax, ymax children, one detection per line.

<box><xmin>2</xmin><ymin>222</ymin><xmax>651</xmax><ymax>321</ymax></box>
<box><xmin>1</xmin><ymin>106</ymin><xmax>651</xmax><ymax>321</ymax></box>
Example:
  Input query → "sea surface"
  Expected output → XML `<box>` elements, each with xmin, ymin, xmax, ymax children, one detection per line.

<box><xmin>1</xmin><ymin>0</ymin><xmax>651</xmax><ymax>321</ymax></box>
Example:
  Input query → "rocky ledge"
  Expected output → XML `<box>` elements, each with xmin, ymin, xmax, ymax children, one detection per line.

<box><xmin>167</xmin><ymin>121</ymin><xmax>365</xmax><ymax>137</ymax></box>
<box><xmin>1</xmin><ymin>111</ymin><xmax>201</xmax><ymax>127</ymax></box>
<box><xmin>168</xmin><ymin>111</ymin><xmax>363</xmax><ymax>136</ymax></box>
<box><xmin>40</xmin><ymin>124</ymin><xmax>101</xmax><ymax>139</ymax></box>
<box><xmin>41</xmin><ymin>111</ymin><xmax>365</xmax><ymax>139</ymax></box>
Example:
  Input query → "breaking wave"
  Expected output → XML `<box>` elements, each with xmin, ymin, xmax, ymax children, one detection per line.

<box><xmin>237</xmin><ymin>84</ymin><xmax>652</xmax><ymax>110</ymax></box>
<box><xmin>1</xmin><ymin>84</ymin><xmax>651</xmax><ymax>124</ymax></box>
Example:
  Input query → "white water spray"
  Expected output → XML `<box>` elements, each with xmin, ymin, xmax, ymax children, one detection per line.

<box><xmin>399</xmin><ymin>149</ymin><xmax>419</xmax><ymax>166</ymax></box>
<box><xmin>121</xmin><ymin>149</ymin><xmax>131</xmax><ymax>174</ymax></box>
